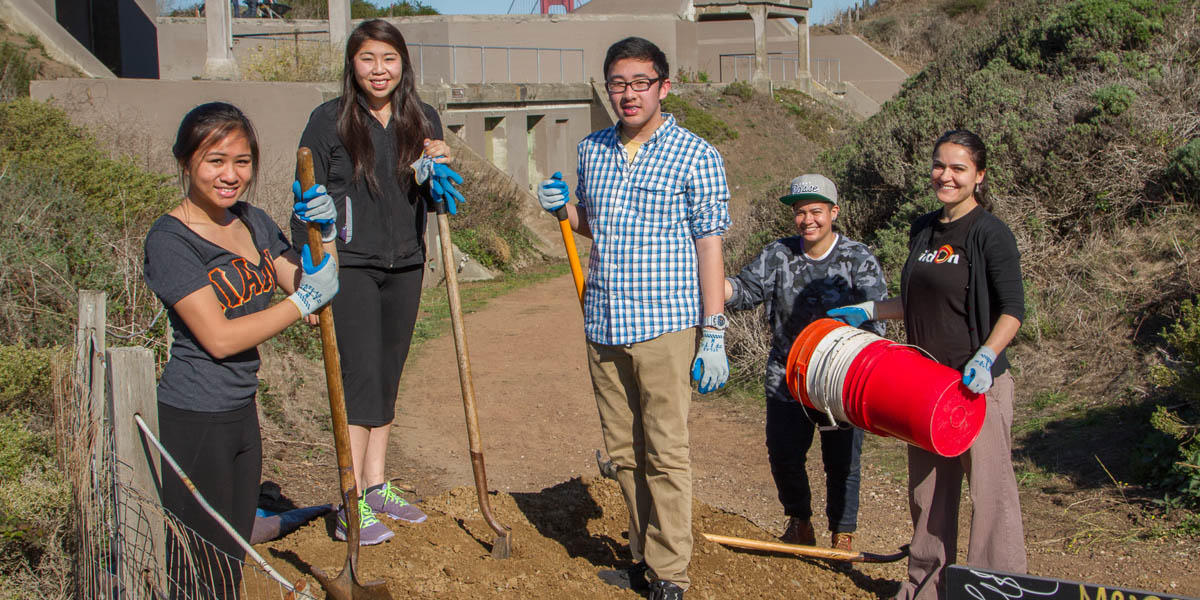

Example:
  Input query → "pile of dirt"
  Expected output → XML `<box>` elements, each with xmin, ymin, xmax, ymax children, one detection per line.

<box><xmin>258</xmin><ymin>477</ymin><xmax>893</xmax><ymax>599</ymax></box>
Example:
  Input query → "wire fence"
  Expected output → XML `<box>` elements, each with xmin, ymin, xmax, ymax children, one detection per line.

<box><xmin>56</xmin><ymin>291</ymin><xmax>307</xmax><ymax>600</ymax></box>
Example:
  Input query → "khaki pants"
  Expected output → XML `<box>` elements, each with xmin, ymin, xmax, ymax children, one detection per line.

<box><xmin>588</xmin><ymin>328</ymin><xmax>698</xmax><ymax>589</ymax></box>
<box><xmin>894</xmin><ymin>371</ymin><xmax>1028</xmax><ymax>600</ymax></box>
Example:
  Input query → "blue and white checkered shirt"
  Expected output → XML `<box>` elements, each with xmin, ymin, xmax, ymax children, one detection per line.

<box><xmin>576</xmin><ymin>113</ymin><xmax>731</xmax><ymax>346</ymax></box>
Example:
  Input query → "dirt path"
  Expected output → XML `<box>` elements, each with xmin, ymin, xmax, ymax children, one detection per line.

<box><xmin>260</xmin><ymin>273</ymin><xmax>1199</xmax><ymax>599</ymax></box>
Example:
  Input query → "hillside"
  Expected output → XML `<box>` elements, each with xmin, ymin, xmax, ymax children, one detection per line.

<box><xmin>815</xmin><ymin>0</ymin><xmax>1200</xmax><ymax>537</ymax></box>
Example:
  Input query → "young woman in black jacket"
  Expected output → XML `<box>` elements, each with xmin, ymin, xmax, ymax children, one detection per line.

<box><xmin>290</xmin><ymin>19</ymin><xmax>453</xmax><ymax>545</ymax></box>
<box><xmin>829</xmin><ymin>130</ymin><xmax>1027</xmax><ymax>599</ymax></box>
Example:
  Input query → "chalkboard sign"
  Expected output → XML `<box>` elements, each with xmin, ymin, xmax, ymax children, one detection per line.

<box><xmin>946</xmin><ymin>565</ymin><xmax>1197</xmax><ymax>600</ymax></box>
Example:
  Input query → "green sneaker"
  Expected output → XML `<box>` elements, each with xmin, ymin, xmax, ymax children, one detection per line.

<box><xmin>334</xmin><ymin>497</ymin><xmax>394</xmax><ymax>545</ymax></box>
<box><xmin>365</xmin><ymin>482</ymin><xmax>428</xmax><ymax>524</ymax></box>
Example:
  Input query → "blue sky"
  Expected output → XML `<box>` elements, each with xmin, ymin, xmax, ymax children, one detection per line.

<box><xmin>395</xmin><ymin>0</ymin><xmax>856</xmax><ymax>24</ymax></box>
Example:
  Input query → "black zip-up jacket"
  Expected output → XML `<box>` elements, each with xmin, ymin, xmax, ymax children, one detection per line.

<box><xmin>292</xmin><ymin>97</ymin><xmax>442</xmax><ymax>269</ymax></box>
<box><xmin>901</xmin><ymin>208</ymin><xmax>1025</xmax><ymax>376</ymax></box>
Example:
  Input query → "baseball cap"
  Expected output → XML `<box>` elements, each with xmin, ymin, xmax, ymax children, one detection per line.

<box><xmin>779</xmin><ymin>174</ymin><xmax>838</xmax><ymax>206</ymax></box>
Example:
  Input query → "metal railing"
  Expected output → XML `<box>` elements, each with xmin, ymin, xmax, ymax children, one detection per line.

<box><xmin>717</xmin><ymin>52</ymin><xmax>843</xmax><ymax>86</ymax></box>
<box><xmin>408</xmin><ymin>43</ymin><xmax>585</xmax><ymax>84</ymax></box>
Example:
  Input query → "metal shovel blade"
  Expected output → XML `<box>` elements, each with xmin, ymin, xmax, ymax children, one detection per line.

<box><xmin>311</xmin><ymin>564</ymin><xmax>393</xmax><ymax>600</ymax></box>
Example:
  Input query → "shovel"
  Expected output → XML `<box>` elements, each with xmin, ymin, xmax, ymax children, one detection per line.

<box><xmin>297</xmin><ymin>148</ymin><xmax>393</xmax><ymax>600</ymax></box>
<box><xmin>432</xmin><ymin>189</ymin><xmax>513</xmax><ymax>559</ymax></box>
<box><xmin>702</xmin><ymin>532</ymin><xmax>909</xmax><ymax>564</ymax></box>
<box><xmin>554</xmin><ymin>205</ymin><xmax>585</xmax><ymax>312</ymax></box>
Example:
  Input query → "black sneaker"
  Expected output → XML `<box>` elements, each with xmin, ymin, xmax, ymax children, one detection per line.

<box><xmin>627</xmin><ymin>561</ymin><xmax>649</xmax><ymax>592</ymax></box>
<box><xmin>648</xmin><ymin>580</ymin><xmax>684</xmax><ymax>600</ymax></box>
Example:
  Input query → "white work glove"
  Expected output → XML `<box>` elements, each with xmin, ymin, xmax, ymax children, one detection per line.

<box><xmin>826</xmin><ymin>301</ymin><xmax>877</xmax><ymax>328</ymax></box>
<box><xmin>292</xmin><ymin>182</ymin><xmax>337</xmax><ymax>242</ymax></box>
<box><xmin>287</xmin><ymin>245</ymin><xmax>339</xmax><ymax>317</ymax></box>
<box><xmin>962</xmin><ymin>346</ymin><xmax>996</xmax><ymax>394</ymax></box>
<box><xmin>537</xmin><ymin>171</ymin><xmax>569</xmax><ymax>214</ymax></box>
<box><xmin>691</xmin><ymin>329</ymin><xmax>729</xmax><ymax>394</ymax></box>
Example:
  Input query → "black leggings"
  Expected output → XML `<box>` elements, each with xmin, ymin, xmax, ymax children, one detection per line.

<box><xmin>159</xmin><ymin>401</ymin><xmax>261</xmax><ymax>600</ymax></box>
<box><xmin>332</xmin><ymin>264</ymin><xmax>424</xmax><ymax>427</ymax></box>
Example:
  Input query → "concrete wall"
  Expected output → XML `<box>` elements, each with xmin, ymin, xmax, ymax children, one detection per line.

<box><xmin>27</xmin><ymin>78</ymin><xmax>597</xmax><ymax>224</ymax></box>
<box><xmin>155</xmin><ymin>15</ymin><xmax>688</xmax><ymax>83</ymax></box>
<box><xmin>29</xmin><ymin>79</ymin><xmax>328</xmax><ymax>225</ymax></box>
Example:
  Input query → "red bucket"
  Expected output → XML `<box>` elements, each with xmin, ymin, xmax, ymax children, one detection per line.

<box><xmin>854</xmin><ymin>345</ymin><xmax>985</xmax><ymax>457</ymax></box>
<box><xmin>842</xmin><ymin>339</ymin><xmax>890</xmax><ymax>429</ymax></box>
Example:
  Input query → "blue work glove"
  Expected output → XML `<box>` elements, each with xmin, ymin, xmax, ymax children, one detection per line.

<box><xmin>826</xmin><ymin>301</ymin><xmax>877</xmax><ymax>328</ymax></box>
<box><xmin>412</xmin><ymin>156</ymin><xmax>465</xmax><ymax>214</ymax></box>
<box><xmin>691</xmin><ymin>329</ymin><xmax>729</xmax><ymax>394</ymax></box>
<box><xmin>537</xmin><ymin>172</ymin><xmax>569</xmax><ymax>214</ymax></box>
<box><xmin>291</xmin><ymin>181</ymin><xmax>336</xmax><ymax>242</ymax></box>
<box><xmin>962</xmin><ymin>346</ymin><xmax>996</xmax><ymax>394</ymax></box>
<box><xmin>430</xmin><ymin>163</ymin><xmax>465</xmax><ymax>215</ymax></box>
<box><xmin>286</xmin><ymin>245</ymin><xmax>339</xmax><ymax>317</ymax></box>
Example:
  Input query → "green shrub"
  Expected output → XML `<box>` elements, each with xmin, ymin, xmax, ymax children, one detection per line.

<box><xmin>0</xmin><ymin>41</ymin><xmax>37</xmax><ymax>101</ymax></box>
<box><xmin>240</xmin><ymin>42</ymin><xmax>341</xmax><ymax>82</ymax></box>
<box><xmin>1164</xmin><ymin>296</ymin><xmax>1200</xmax><ymax>366</ymax></box>
<box><xmin>0</xmin><ymin>147</ymin><xmax>166</xmax><ymax>348</ymax></box>
<box><xmin>1085</xmin><ymin>84</ymin><xmax>1137</xmax><ymax>122</ymax></box>
<box><xmin>941</xmin><ymin>0</ymin><xmax>989</xmax><ymax>18</ymax></box>
<box><xmin>0</xmin><ymin>412</ymin><xmax>71</xmax><ymax>594</ymax></box>
<box><xmin>1042</xmin><ymin>0</ymin><xmax>1173</xmax><ymax>67</ymax></box>
<box><xmin>721</xmin><ymin>81</ymin><xmax>754</xmax><ymax>101</ymax></box>
<box><xmin>0</xmin><ymin>346</ymin><xmax>62</xmax><ymax>416</ymax></box>
<box><xmin>1137</xmin><ymin>297</ymin><xmax>1200</xmax><ymax>507</ymax></box>
<box><xmin>661</xmin><ymin>94</ymin><xmax>738</xmax><ymax>144</ymax></box>
<box><xmin>351</xmin><ymin>0</ymin><xmax>437</xmax><ymax>17</ymax></box>
<box><xmin>1164</xmin><ymin>139</ymin><xmax>1200</xmax><ymax>203</ymax></box>
<box><xmin>0</xmin><ymin>99</ymin><xmax>175</xmax><ymax>217</ymax></box>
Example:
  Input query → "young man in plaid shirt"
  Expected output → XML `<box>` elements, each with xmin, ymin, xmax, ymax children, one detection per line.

<box><xmin>536</xmin><ymin>37</ymin><xmax>731</xmax><ymax>600</ymax></box>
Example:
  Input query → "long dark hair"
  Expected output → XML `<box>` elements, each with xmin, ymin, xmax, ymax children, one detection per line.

<box><xmin>172</xmin><ymin>102</ymin><xmax>260</xmax><ymax>193</ymax></box>
<box><xmin>338</xmin><ymin>19</ymin><xmax>430</xmax><ymax>196</ymax></box>
<box><xmin>933</xmin><ymin>129</ymin><xmax>992</xmax><ymax>212</ymax></box>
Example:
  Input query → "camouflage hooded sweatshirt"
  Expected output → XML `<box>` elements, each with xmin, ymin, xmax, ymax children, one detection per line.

<box><xmin>726</xmin><ymin>233</ymin><xmax>888</xmax><ymax>403</ymax></box>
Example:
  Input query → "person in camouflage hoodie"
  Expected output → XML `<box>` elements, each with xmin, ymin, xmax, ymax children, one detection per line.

<box><xmin>724</xmin><ymin>174</ymin><xmax>887</xmax><ymax>552</ymax></box>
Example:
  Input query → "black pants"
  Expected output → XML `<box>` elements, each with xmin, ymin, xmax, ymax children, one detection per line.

<box><xmin>332</xmin><ymin>264</ymin><xmax>423</xmax><ymax>427</ymax></box>
<box><xmin>159</xmin><ymin>401</ymin><xmax>261</xmax><ymax>600</ymax></box>
<box><xmin>765</xmin><ymin>398</ymin><xmax>863</xmax><ymax>533</ymax></box>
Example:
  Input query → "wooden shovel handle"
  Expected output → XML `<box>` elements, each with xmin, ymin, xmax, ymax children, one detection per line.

<box><xmin>297</xmin><ymin>147</ymin><xmax>362</xmax><ymax>551</ymax></box>
<box><xmin>701</xmin><ymin>532</ymin><xmax>909</xmax><ymax>564</ymax></box>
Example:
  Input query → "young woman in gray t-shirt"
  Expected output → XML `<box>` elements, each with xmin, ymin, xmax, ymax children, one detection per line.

<box><xmin>143</xmin><ymin>102</ymin><xmax>338</xmax><ymax>598</ymax></box>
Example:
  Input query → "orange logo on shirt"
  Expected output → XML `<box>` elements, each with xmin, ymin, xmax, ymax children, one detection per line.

<box><xmin>208</xmin><ymin>249</ymin><xmax>277</xmax><ymax>311</ymax></box>
<box><xmin>917</xmin><ymin>244</ymin><xmax>961</xmax><ymax>265</ymax></box>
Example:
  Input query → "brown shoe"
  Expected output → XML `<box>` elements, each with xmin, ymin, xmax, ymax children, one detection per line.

<box><xmin>831</xmin><ymin>532</ymin><xmax>853</xmax><ymax>551</ymax></box>
<box><xmin>779</xmin><ymin>517</ymin><xmax>816</xmax><ymax>546</ymax></box>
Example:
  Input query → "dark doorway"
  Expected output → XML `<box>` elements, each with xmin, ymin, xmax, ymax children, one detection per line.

<box><xmin>55</xmin><ymin>0</ymin><xmax>160</xmax><ymax>78</ymax></box>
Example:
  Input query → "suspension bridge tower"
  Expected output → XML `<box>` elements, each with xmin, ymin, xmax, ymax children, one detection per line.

<box><xmin>540</xmin><ymin>0</ymin><xmax>575</xmax><ymax>13</ymax></box>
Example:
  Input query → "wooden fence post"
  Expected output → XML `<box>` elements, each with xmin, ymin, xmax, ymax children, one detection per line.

<box><xmin>107</xmin><ymin>346</ymin><xmax>166</xmax><ymax>596</ymax></box>
<box><xmin>72</xmin><ymin>291</ymin><xmax>107</xmax><ymax>599</ymax></box>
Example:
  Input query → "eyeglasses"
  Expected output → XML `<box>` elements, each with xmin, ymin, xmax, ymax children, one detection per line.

<box><xmin>605</xmin><ymin>78</ymin><xmax>661</xmax><ymax>94</ymax></box>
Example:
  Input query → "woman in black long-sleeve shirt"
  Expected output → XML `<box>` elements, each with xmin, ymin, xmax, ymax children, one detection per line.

<box><xmin>829</xmin><ymin>130</ymin><xmax>1027</xmax><ymax>599</ymax></box>
<box><xmin>290</xmin><ymin>19</ymin><xmax>451</xmax><ymax>545</ymax></box>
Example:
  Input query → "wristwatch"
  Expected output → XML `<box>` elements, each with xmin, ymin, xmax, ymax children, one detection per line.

<box><xmin>702</xmin><ymin>313</ymin><xmax>728</xmax><ymax>330</ymax></box>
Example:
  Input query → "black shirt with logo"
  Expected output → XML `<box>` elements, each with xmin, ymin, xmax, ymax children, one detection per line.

<box><xmin>291</xmin><ymin>98</ymin><xmax>442</xmax><ymax>270</ymax></box>
<box><xmin>905</xmin><ymin>206</ymin><xmax>981</xmax><ymax>369</ymax></box>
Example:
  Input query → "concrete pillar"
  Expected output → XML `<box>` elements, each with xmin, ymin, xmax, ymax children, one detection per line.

<box><xmin>750</xmin><ymin>4</ymin><xmax>769</xmax><ymax>85</ymax></box>
<box><xmin>796</xmin><ymin>14</ymin><xmax>810</xmax><ymax>79</ymax></box>
<box><xmin>202</xmin><ymin>0</ymin><xmax>237</xmax><ymax>79</ymax></box>
<box><xmin>328</xmin><ymin>0</ymin><xmax>351</xmax><ymax>50</ymax></box>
